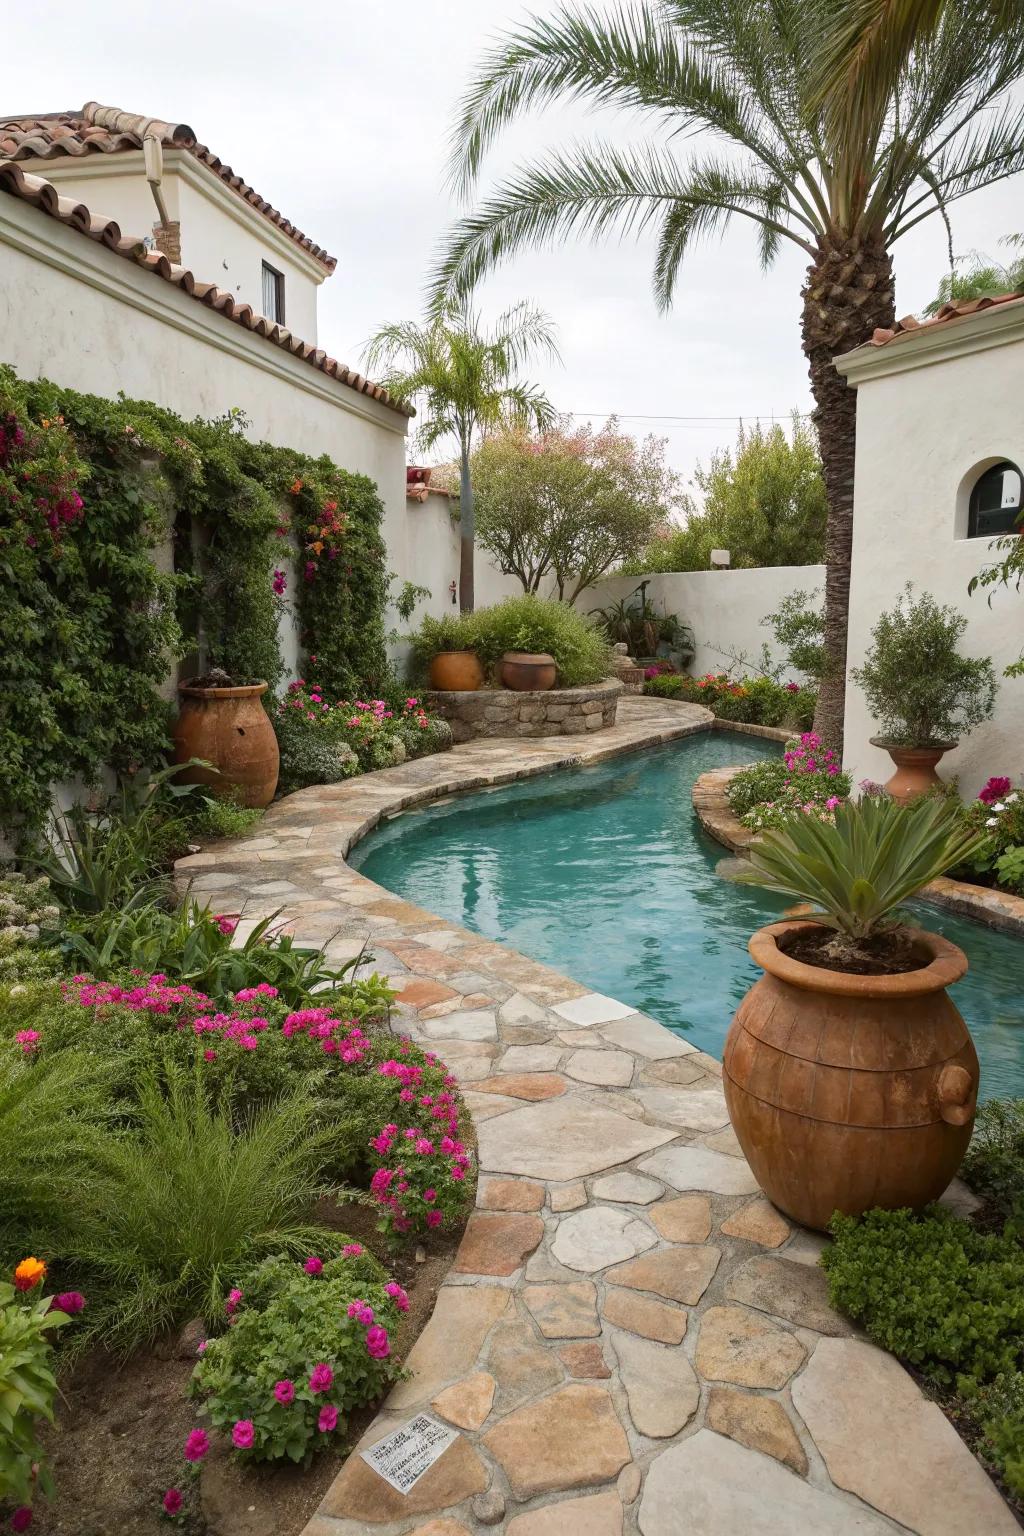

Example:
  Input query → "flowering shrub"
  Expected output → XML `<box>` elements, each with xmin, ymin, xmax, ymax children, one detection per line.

<box><xmin>961</xmin><ymin>781</ymin><xmax>1024</xmax><ymax>894</ymax></box>
<box><xmin>191</xmin><ymin>1251</ymin><xmax>405</xmax><ymax>1464</ymax></box>
<box><xmin>644</xmin><ymin>671</ymin><xmax>816</xmax><ymax>729</ymax></box>
<box><xmin>275</xmin><ymin>681</ymin><xmax>452</xmax><ymax>792</ymax></box>
<box><xmin>727</xmin><ymin>734</ymin><xmax>851</xmax><ymax>832</ymax></box>
<box><xmin>0</xmin><ymin>1258</ymin><xmax>85</xmax><ymax>1518</ymax></box>
<box><xmin>0</xmin><ymin>874</ymin><xmax>60</xmax><ymax>984</ymax></box>
<box><xmin>368</xmin><ymin>1046</ymin><xmax>473</xmax><ymax>1239</ymax></box>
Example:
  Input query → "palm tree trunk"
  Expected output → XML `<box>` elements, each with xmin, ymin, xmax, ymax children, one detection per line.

<box><xmin>459</xmin><ymin>438</ymin><xmax>474</xmax><ymax>612</ymax></box>
<box><xmin>802</xmin><ymin>235</ymin><xmax>895</xmax><ymax>758</ymax></box>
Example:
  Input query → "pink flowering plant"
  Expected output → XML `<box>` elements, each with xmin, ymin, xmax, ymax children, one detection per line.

<box><xmin>961</xmin><ymin>779</ymin><xmax>1024</xmax><ymax>894</ymax></box>
<box><xmin>191</xmin><ymin>1251</ymin><xmax>406</xmax><ymax>1464</ymax></box>
<box><xmin>367</xmin><ymin>1043</ymin><xmax>474</xmax><ymax>1240</ymax></box>
<box><xmin>274</xmin><ymin>680</ymin><xmax>451</xmax><ymax>792</ymax></box>
<box><xmin>727</xmin><ymin>734</ymin><xmax>851</xmax><ymax>833</ymax></box>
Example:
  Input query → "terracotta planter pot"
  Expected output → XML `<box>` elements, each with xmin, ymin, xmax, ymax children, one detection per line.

<box><xmin>500</xmin><ymin>652</ymin><xmax>557</xmax><ymax>691</ymax></box>
<box><xmin>871</xmin><ymin>737</ymin><xmax>957</xmax><ymax>804</ymax></box>
<box><xmin>429</xmin><ymin>651</ymin><xmax>484</xmax><ymax>692</ymax></box>
<box><xmin>173</xmin><ymin>682</ymin><xmax>279</xmax><ymax>809</ymax></box>
<box><xmin>723</xmin><ymin>920</ymin><xmax>978</xmax><ymax>1233</ymax></box>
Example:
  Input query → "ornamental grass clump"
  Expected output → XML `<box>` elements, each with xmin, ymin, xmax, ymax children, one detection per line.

<box><xmin>851</xmin><ymin>586</ymin><xmax>997</xmax><ymax>747</ymax></box>
<box><xmin>733</xmin><ymin>793</ymin><xmax>985</xmax><ymax>970</ymax></box>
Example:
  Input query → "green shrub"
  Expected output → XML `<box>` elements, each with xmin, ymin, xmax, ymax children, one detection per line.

<box><xmin>408</xmin><ymin>611</ymin><xmax>481</xmax><ymax>675</ymax></box>
<box><xmin>823</xmin><ymin>1207</ymin><xmax>1024</xmax><ymax>1388</ymax></box>
<box><xmin>0</xmin><ymin>1271</ymin><xmax>84</xmax><ymax>1513</ymax></box>
<box><xmin>60</xmin><ymin>1065</ymin><xmax>340</xmax><ymax>1355</ymax></box>
<box><xmin>966</xmin><ymin>1372</ymin><xmax>1024</xmax><ymax>1500</ymax></box>
<box><xmin>187</xmin><ymin>795</ymin><xmax>264</xmax><ymax>842</ymax></box>
<box><xmin>962</xmin><ymin>1098</ymin><xmax>1024</xmax><ymax>1230</ymax></box>
<box><xmin>274</xmin><ymin>683</ymin><xmax>450</xmax><ymax>791</ymax></box>
<box><xmin>191</xmin><ymin>1251</ymin><xmax>405</xmax><ymax>1464</ymax></box>
<box><xmin>763</xmin><ymin>589</ymin><xmax>825</xmax><ymax>682</ymax></box>
<box><xmin>726</xmin><ymin>758</ymin><xmax>791</xmax><ymax>817</ymax></box>
<box><xmin>412</xmin><ymin>595</ymin><xmax>612</xmax><ymax>687</ymax></box>
<box><xmin>643</xmin><ymin>673</ymin><xmax>699</xmax><ymax>700</ymax></box>
<box><xmin>851</xmin><ymin>585</ymin><xmax>998</xmax><ymax>747</ymax></box>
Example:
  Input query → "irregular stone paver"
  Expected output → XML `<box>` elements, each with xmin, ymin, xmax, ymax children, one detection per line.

<box><xmin>191</xmin><ymin>702</ymin><xmax>1008</xmax><ymax>1536</ymax></box>
<box><xmin>551</xmin><ymin>1206</ymin><xmax>657</xmax><ymax>1272</ymax></box>
<box><xmin>721</xmin><ymin>1197</ymin><xmax>792</xmax><ymax>1248</ymax></box>
<box><xmin>473</xmin><ymin>1072</ymin><xmax>567</xmax><ymax>1101</ymax></box>
<box><xmin>607</xmin><ymin>1245</ymin><xmax>721</xmax><ymax>1305</ymax></box>
<box><xmin>590</xmin><ymin>1170</ymin><xmax>662</xmax><ymax>1204</ymax></box>
<box><xmin>478</xmin><ymin>1176</ymin><xmax>546</xmax><ymax>1212</ymax></box>
<box><xmin>695</xmin><ymin>1305</ymin><xmax>806</xmax><ymax>1388</ymax></box>
<box><xmin>477</xmin><ymin>1096</ymin><xmax>674</xmax><ymax>1180</ymax></box>
<box><xmin>706</xmin><ymin>1387</ymin><xmax>808</xmax><ymax>1475</ymax></box>
<box><xmin>726</xmin><ymin>1255</ymin><xmax>851</xmax><ymax>1336</ymax></box>
<box><xmin>483</xmin><ymin>1384</ymin><xmax>631</xmax><ymax>1498</ymax></box>
<box><xmin>602</xmin><ymin>1287</ymin><xmax>688</xmax><ymax>1345</ymax></box>
<box><xmin>613</xmin><ymin>1330</ymin><xmax>700</xmax><ymax>1438</ymax></box>
<box><xmin>558</xmin><ymin>1340</ymin><xmax>611</xmax><ymax>1378</ymax></box>
<box><xmin>431</xmin><ymin>1372</ymin><xmax>496</xmax><ymax>1431</ymax></box>
<box><xmin>792</xmin><ymin>1337</ymin><xmax>1021</xmax><ymax>1534</ymax></box>
<box><xmin>639</xmin><ymin>1430</ymin><xmax>895</xmax><ymax>1535</ymax></box>
<box><xmin>648</xmin><ymin>1193</ymin><xmax>712</xmax><ymax>1243</ymax></box>
<box><xmin>506</xmin><ymin>1491</ymin><xmax>622</xmax><ymax>1536</ymax></box>
<box><xmin>523</xmin><ymin>1282</ymin><xmax>601</xmax><ymax>1339</ymax></box>
<box><xmin>565</xmin><ymin>1048</ymin><xmax>635</xmax><ymax>1086</ymax></box>
<box><xmin>638</xmin><ymin>1144</ymin><xmax>760</xmax><ymax>1195</ymax></box>
<box><xmin>454</xmin><ymin>1211</ymin><xmax>544</xmax><ymax>1276</ymax></box>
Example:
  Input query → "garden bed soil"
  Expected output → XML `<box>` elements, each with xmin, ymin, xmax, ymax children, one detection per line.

<box><xmin>33</xmin><ymin>1202</ymin><xmax>462</xmax><ymax>1536</ymax></box>
<box><xmin>778</xmin><ymin>924</ymin><xmax>927</xmax><ymax>976</ymax></box>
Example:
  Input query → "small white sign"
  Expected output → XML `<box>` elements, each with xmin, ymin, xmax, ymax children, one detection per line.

<box><xmin>361</xmin><ymin>1414</ymin><xmax>458</xmax><ymax>1494</ymax></box>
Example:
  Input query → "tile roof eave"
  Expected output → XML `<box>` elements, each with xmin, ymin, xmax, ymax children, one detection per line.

<box><xmin>867</xmin><ymin>290</ymin><xmax>1024</xmax><ymax>347</ymax></box>
<box><xmin>0</xmin><ymin>164</ymin><xmax>413</xmax><ymax>419</ymax></box>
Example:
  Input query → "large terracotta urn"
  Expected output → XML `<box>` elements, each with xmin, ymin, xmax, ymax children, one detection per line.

<box><xmin>500</xmin><ymin>651</ymin><xmax>557</xmax><ymax>691</ymax></box>
<box><xmin>173</xmin><ymin>681</ymin><xmax>279</xmax><ymax>808</ymax></box>
<box><xmin>429</xmin><ymin>651</ymin><xmax>484</xmax><ymax>691</ymax></box>
<box><xmin>871</xmin><ymin>737</ymin><xmax>956</xmax><ymax>804</ymax></box>
<box><xmin>723</xmin><ymin>920</ymin><xmax>978</xmax><ymax>1233</ymax></box>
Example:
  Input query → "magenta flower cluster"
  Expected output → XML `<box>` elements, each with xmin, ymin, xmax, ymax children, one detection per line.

<box><xmin>783</xmin><ymin>731</ymin><xmax>841</xmax><ymax>778</ymax></box>
<box><xmin>979</xmin><ymin>775</ymin><xmax>1013</xmax><ymax>805</ymax></box>
<box><xmin>279</xmin><ymin>680</ymin><xmax>431</xmax><ymax>732</ymax></box>
<box><xmin>368</xmin><ymin>1045</ymin><xmax>471</xmax><ymax>1236</ymax></box>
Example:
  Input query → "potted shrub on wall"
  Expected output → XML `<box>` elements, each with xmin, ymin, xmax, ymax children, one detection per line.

<box><xmin>473</xmin><ymin>594</ymin><xmax>612</xmax><ymax>691</ymax></box>
<box><xmin>173</xmin><ymin>669</ymin><xmax>280</xmax><ymax>808</ymax></box>
<box><xmin>724</xmin><ymin>796</ymin><xmax>986</xmax><ymax>1232</ymax></box>
<box><xmin>852</xmin><ymin>586</ymin><xmax>997</xmax><ymax>803</ymax></box>
<box><xmin>411</xmin><ymin>613</ymin><xmax>484</xmax><ymax>691</ymax></box>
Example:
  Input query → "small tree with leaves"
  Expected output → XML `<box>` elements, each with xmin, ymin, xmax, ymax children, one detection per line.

<box><xmin>472</xmin><ymin>419</ymin><xmax>678</xmax><ymax>603</ymax></box>
<box><xmin>364</xmin><ymin>303</ymin><xmax>558</xmax><ymax>610</ymax></box>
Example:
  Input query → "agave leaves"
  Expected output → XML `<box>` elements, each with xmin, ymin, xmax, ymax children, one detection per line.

<box><xmin>733</xmin><ymin>794</ymin><xmax>986</xmax><ymax>938</ymax></box>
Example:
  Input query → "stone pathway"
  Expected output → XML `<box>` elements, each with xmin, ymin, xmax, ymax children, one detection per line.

<box><xmin>176</xmin><ymin>697</ymin><xmax>1016</xmax><ymax>1536</ymax></box>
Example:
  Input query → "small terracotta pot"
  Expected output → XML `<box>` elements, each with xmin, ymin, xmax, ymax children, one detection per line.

<box><xmin>500</xmin><ymin>652</ymin><xmax>557</xmax><ymax>691</ymax></box>
<box><xmin>723</xmin><ymin>920</ymin><xmax>978</xmax><ymax>1232</ymax></box>
<box><xmin>173</xmin><ymin>682</ymin><xmax>279</xmax><ymax>808</ymax></box>
<box><xmin>429</xmin><ymin>651</ymin><xmax>484</xmax><ymax>692</ymax></box>
<box><xmin>871</xmin><ymin>737</ymin><xmax>956</xmax><ymax>804</ymax></box>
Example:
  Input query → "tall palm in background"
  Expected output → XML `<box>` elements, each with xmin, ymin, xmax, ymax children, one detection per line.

<box><xmin>365</xmin><ymin>303</ymin><xmax>559</xmax><ymax>610</ymax></box>
<box><xmin>431</xmin><ymin>0</ymin><xmax>1024</xmax><ymax>752</ymax></box>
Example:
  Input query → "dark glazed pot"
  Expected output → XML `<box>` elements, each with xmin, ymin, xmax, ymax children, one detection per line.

<box><xmin>173</xmin><ymin>682</ymin><xmax>279</xmax><ymax>808</ymax></box>
<box><xmin>500</xmin><ymin>652</ymin><xmax>557</xmax><ymax>691</ymax></box>
<box><xmin>871</xmin><ymin>737</ymin><xmax>956</xmax><ymax>804</ymax></box>
<box><xmin>429</xmin><ymin>651</ymin><xmax>484</xmax><ymax>691</ymax></box>
<box><xmin>722</xmin><ymin>920</ymin><xmax>978</xmax><ymax>1232</ymax></box>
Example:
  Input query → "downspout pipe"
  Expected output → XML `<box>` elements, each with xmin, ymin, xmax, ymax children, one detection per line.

<box><xmin>81</xmin><ymin>101</ymin><xmax>196</xmax><ymax>234</ymax></box>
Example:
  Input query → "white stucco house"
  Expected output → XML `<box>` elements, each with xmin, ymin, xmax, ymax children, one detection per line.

<box><xmin>837</xmin><ymin>293</ymin><xmax>1024</xmax><ymax>796</ymax></box>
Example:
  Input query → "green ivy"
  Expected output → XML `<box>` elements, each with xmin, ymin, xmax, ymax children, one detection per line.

<box><xmin>0</xmin><ymin>367</ymin><xmax>391</xmax><ymax>835</ymax></box>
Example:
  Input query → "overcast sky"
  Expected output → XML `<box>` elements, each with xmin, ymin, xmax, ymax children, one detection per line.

<box><xmin>4</xmin><ymin>1</ymin><xmax>1021</xmax><ymax>487</ymax></box>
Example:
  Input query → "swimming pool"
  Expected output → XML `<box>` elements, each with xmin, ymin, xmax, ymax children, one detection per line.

<box><xmin>351</xmin><ymin>732</ymin><xmax>1024</xmax><ymax>1100</ymax></box>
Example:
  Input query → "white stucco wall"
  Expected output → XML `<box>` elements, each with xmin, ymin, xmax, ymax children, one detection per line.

<box><xmin>587</xmin><ymin>567</ymin><xmax>826</xmax><ymax>680</ymax></box>
<box><xmin>20</xmin><ymin>150</ymin><xmax>324</xmax><ymax>343</ymax></box>
<box><xmin>838</xmin><ymin>308</ymin><xmax>1024</xmax><ymax>798</ymax></box>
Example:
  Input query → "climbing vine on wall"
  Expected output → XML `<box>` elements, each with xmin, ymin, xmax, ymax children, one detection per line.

<box><xmin>0</xmin><ymin>366</ymin><xmax>391</xmax><ymax>834</ymax></box>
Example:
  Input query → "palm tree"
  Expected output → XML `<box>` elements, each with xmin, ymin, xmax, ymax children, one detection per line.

<box><xmin>430</xmin><ymin>1</ymin><xmax>1024</xmax><ymax>752</ymax></box>
<box><xmin>364</xmin><ymin>302</ymin><xmax>559</xmax><ymax>610</ymax></box>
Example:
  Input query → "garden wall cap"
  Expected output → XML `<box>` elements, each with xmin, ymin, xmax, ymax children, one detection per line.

<box><xmin>868</xmin><ymin>290</ymin><xmax>1024</xmax><ymax>347</ymax></box>
<box><xmin>0</xmin><ymin>162</ymin><xmax>414</xmax><ymax>418</ymax></box>
<box><xmin>0</xmin><ymin>100</ymin><xmax>337</xmax><ymax>272</ymax></box>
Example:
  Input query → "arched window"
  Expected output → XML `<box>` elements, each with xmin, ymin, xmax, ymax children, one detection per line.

<box><xmin>968</xmin><ymin>461</ymin><xmax>1023</xmax><ymax>539</ymax></box>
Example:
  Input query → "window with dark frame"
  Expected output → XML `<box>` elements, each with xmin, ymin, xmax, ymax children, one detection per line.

<box><xmin>968</xmin><ymin>461</ymin><xmax>1023</xmax><ymax>539</ymax></box>
<box><xmin>261</xmin><ymin>261</ymin><xmax>285</xmax><ymax>325</ymax></box>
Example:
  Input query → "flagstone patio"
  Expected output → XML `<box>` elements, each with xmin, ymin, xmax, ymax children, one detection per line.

<box><xmin>176</xmin><ymin>696</ymin><xmax>1016</xmax><ymax>1536</ymax></box>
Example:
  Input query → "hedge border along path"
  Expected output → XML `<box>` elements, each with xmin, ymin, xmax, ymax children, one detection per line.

<box><xmin>177</xmin><ymin>695</ymin><xmax>1014</xmax><ymax>1536</ymax></box>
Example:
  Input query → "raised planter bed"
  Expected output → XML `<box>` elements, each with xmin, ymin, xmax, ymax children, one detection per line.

<box><xmin>423</xmin><ymin>677</ymin><xmax>624</xmax><ymax>742</ymax></box>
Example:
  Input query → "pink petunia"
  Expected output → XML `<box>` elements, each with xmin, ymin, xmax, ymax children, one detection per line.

<box><xmin>365</xmin><ymin>1326</ymin><xmax>390</xmax><ymax>1359</ymax></box>
<box><xmin>274</xmin><ymin>1379</ymin><xmax>295</xmax><ymax>1404</ymax></box>
<box><xmin>341</xmin><ymin>1243</ymin><xmax>363</xmax><ymax>1257</ymax></box>
<box><xmin>162</xmin><ymin>1489</ymin><xmax>183</xmax><ymax>1516</ymax></box>
<box><xmin>309</xmin><ymin>1362</ymin><xmax>334</xmax><ymax>1394</ymax></box>
<box><xmin>10</xmin><ymin>1511</ymin><xmax>33</xmax><ymax>1534</ymax></box>
<box><xmin>225</xmin><ymin>1288</ymin><xmax>243</xmax><ymax>1317</ymax></box>
<box><xmin>318</xmin><ymin>1404</ymin><xmax>339</xmax><ymax>1433</ymax></box>
<box><xmin>426</xmin><ymin>1210</ymin><xmax>444</xmax><ymax>1228</ymax></box>
<box><xmin>52</xmin><ymin>1291</ymin><xmax>86</xmax><ymax>1315</ymax></box>
<box><xmin>232</xmin><ymin>1419</ymin><xmax>255</xmax><ymax>1450</ymax></box>
<box><xmin>304</xmin><ymin>1256</ymin><xmax>324</xmax><ymax>1275</ymax></box>
<box><xmin>183</xmin><ymin>1428</ymin><xmax>209</xmax><ymax>1462</ymax></box>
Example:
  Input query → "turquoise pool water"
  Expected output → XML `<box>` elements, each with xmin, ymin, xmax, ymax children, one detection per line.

<box><xmin>351</xmin><ymin>733</ymin><xmax>1024</xmax><ymax>1100</ymax></box>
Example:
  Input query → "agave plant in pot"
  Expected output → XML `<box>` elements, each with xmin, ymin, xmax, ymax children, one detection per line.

<box><xmin>852</xmin><ymin>586</ymin><xmax>997</xmax><ymax>803</ymax></box>
<box><xmin>724</xmin><ymin>795</ymin><xmax>986</xmax><ymax>1232</ymax></box>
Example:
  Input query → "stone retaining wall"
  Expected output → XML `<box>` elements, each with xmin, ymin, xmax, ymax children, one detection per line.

<box><xmin>424</xmin><ymin>678</ymin><xmax>623</xmax><ymax>742</ymax></box>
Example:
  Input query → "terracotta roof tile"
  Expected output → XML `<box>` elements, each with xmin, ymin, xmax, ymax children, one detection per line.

<box><xmin>0</xmin><ymin>163</ymin><xmax>412</xmax><ymax>417</ymax></box>
<box><xmin>870</xmin><ymin>290</ymin><xmax>1024</xmax><ymax>346</ymax></box>
<box><xmin>0</xmin><ymin>100</ymin><xmax>337</xmax><ymax>271</ymax></box>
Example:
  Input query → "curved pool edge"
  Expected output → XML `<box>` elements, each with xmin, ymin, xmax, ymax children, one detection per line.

<box><xmin>692</xmin><ymin>766</ymin><xmax>1024</xmax><ymax>939</ymax></box>
<box><xmin>174</xmin><ymin>699</ymin><xmax>1009</xmax><ymax>1536</ymax></box>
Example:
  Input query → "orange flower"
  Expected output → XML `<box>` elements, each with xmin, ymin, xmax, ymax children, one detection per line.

<box><xmin>289</xmin><ymin>478</ymin><xmax>304</xmax><ymax>495</ymax></box>
<box><xmin>311</xmin><ymin>541</ymin><xmax>324</xmax><ymax>555</ymax></box>
<box><xmin>14</xmin><ymin>1256</ymin><xmax>46</xmax><ymax>1291</ymax></box>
